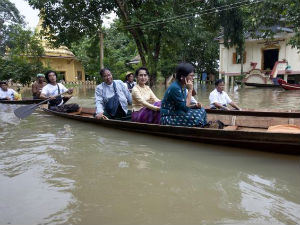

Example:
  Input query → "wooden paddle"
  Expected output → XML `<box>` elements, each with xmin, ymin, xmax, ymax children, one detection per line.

<box><xmin>14</xmin><ymin>91</ymin><xmax>70</xmax><ymax>119</ymax></box>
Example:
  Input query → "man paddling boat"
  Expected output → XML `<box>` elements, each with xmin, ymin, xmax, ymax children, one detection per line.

<box><xmin>40</xmin><ymin>70</ymin><xmax>79</xmax><ymax>113</ymax></box>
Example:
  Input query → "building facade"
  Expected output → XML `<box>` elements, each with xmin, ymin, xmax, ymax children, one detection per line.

<box><xmin>219</xmin><ymin>32</ymin><xmax>300</xmax><ymax>84</ymax></box>
<box><xmin>36</xmin><ymin>19</ymin><xmax>85</xmax><ymax>82</ymax></box>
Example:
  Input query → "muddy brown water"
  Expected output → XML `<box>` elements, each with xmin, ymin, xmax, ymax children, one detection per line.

<box><xmin>1</xmin><ymin>84</ymin><xmax>299</xmax><ymax>225</ymax></box>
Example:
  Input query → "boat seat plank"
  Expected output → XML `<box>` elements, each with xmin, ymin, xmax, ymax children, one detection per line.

<box><xmin>224</xmin><ymin>126</ymin><xmax>238</xmax><ymax>131</ymax></box>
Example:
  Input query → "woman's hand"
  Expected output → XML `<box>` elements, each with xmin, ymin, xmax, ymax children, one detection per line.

<box><xmin>67</xmin><ymin>88</ymin><xmax>74</xmax><ymax>94</ymax></box>
<box><xmin>185</xmin><ymin>78</ymin><xmax>193</xmax><ymax>91</ymax></box>
<box><xmin>196</xmin><ymin>102</ymin><xmax>202</xmax><ymax>108</ymax></box>
<box><xmin>155</xmin><ymin>106</ymin><xmax>160</xmax><ymax>111</ymax></box>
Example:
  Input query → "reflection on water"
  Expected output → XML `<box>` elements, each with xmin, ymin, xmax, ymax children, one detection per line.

<box><xmin>1</xmin><ymin>85</ymin><xmax>299</xmax><ymax>225</ymax></box>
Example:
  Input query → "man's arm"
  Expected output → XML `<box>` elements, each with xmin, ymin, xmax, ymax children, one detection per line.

<box><xmin>213</xmin><ymin>102</ymin><xmax>229</xmax><ymax>110</ymax></box>
<box><xmin>229</xmin><ymin>102</ymin><xmax>241</xmax><ymax>110</ymax></box>
<box><xmin>122</xmin><ymin>82</ymin><xmax>132</xmax><ymax>105</ymax></box>
<box><xmin>95</xmin><ymin>85</ymin><xmax>105</xmax><ymax>119</ymax></box>
<box><xmin>32</xmin><ymin>83</ymin><xmax>38</xmax><ymax>96</ymax></box>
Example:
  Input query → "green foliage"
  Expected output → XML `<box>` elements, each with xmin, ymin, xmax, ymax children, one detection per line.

<box><xmin>27</xmin><ymin>0</ymin><xmax>114</xmax><ymax>47</ymax></box>
<box><xmin>6</xmin><ymin>25</ymin><xmax>44</xmax><ymax>57</ymax></box>
<box><xmin>249</xmin><ymin>0</ymin><xmax>300</xmax><ymax>50</ymax></box>
<box><xmin>27</xmin><ymin>0</ymin><xmax>220</xmax><ymax>84</ymax></box>
<box><xmin>71</xmin><ymin>22</ymin><xmax>137</xmax><ymax>81</ymax></box>
<box><xmin>64</xmin><ymin>83</ymin><xmax>80</xmax><ymax>88</ymax></box>
<box><xmin>0</xmin><ymin>16</ymin><xmax>47</xmax><ymax>85</ymax></box>
<box><xmin>0</xmin><ymin>0</ymin><xmax>24</xmax><ymax>55</ymax></box>
<box><xmin>0</xmin><ymin>57</ymin><xmax>45</xmax><ymax>85</ymax></box>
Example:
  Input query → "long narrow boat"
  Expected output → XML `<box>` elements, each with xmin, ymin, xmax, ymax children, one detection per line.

<box><xmin>206</xmin><ymin>108</ymin><xmax>300</xmax><ymax>118</ymax></box>
<box><xmin>0</xmin><ymin>96</ymin><xmax>71</xmax><ymax>105</ymax></box>
<box><xmin>278</xmin><ymin>79</ymin><xmax>300</xmax><ymax>91</ymax></box>
<box><xmin>0</xmin><ymin>98</ymin><xmax>44</xmax><ymax>104</ymax></box>
<box><xmin>41</xmin><ymin>107</ymin><xmax>300</xmax><ymax>155</ymax></box>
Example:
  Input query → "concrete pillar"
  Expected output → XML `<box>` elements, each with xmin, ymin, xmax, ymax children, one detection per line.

<box><xmin>230</xmin><ymin>76</ymin><xmax>234</xmax><ymax>86</ymax></box>
<box><xmin>224</xmin><ymin>74</ymin><xmax>229</xmax><ymax>84</ymax></box>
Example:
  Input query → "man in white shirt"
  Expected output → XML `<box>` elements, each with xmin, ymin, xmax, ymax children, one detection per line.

<box><xmin>0</xmin><ymin>81</ymin><xmax>17</xmax><ymax>100</ymax></box>
<box><xmin>209</xmin><ymin>79</ymin><xmax>241</xmax><ymax>110</ymax></box>
<box><xmin>40</xmin><ymin>71</ymin><xmax>73</xmax><ymax>108</ymax></box>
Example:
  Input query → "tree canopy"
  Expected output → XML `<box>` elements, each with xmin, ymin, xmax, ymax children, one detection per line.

<box><xmin>0</xmin><ymin>0</ymin><xmax>46</xmax><ymax>85</ymax></box>
<box><xmin>0</xmin><ymin>0</ymin><xmax>24</xmax><ymax>55</ymax></box>
<box><xmin>27</xmin><ymin>0</ymin><xmax>300</xmax><ymax>84</ymax></box>
<box><xmin>27</xmin><ymin>0</ymin><xmax>220</xmax><ymax>84</ymax></box>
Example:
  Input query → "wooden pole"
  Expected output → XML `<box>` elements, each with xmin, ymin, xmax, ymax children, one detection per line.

<box><xmin>99</xmin><ymin>29</ymin><xmax>104</xmax><ymax>69</ymax></box>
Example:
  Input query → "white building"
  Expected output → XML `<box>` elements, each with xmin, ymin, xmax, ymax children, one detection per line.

<box><xmin>218</xmin><ymin>28</ymin><xmax>300</xmax><ymax>85</ymax></box>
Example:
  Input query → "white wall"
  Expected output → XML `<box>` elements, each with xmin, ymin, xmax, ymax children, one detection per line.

<box><xmin>219</xmin><ymin>34</ymin><xmax>300</xmax><ymax>74</ymax></box>
<box><xmin>285</xmin><ymin>41</ymin><xmax>300</xmax><ymax>71</ymax></box>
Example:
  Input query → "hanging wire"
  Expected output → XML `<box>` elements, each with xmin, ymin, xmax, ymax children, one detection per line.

<box><xmin>124</xmin><ymin>0</ymin><xmax>265</xmax><ymax>29</ymax></box>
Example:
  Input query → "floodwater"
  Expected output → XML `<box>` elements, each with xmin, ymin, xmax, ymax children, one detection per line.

<box><xmin>0</xmin><ymin>84</ymin><xmax>299</xmax><ymax>225</ymax></box>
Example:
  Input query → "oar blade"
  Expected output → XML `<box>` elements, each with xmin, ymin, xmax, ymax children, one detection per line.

<box><xmin>14</xmin><ymin>104</ymin><xmax>38</xmax><ymax>119</ymax></box>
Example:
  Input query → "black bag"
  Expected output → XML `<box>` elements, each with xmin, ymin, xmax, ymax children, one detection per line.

<box><xmin>104</xmin><ymin>81</ymin><xmax>120</xmax><ymax>117</ymax></box>
<box><xmin>48</xmin><ymin>84</ymin><xmax>63</xmax><ymax>108</ymax></box>
<box><xmin>51</xmin><ymin>103</ymin><xmax>80</xmax><ymax>113</ymax></box>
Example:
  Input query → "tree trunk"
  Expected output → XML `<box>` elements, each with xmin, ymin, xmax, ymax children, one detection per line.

<box><xmin>98</xmin><ymin>29</ymin><xmax>104</xmax><ymax>69</ymax></box>
<box><xmin>239</xmin><ymin>46</ymin><xmax>244</xmax><ymax>77</ymax></box>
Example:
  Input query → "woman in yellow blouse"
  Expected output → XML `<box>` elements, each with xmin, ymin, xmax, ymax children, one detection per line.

<box><xmin>131</xmin><ymin>67</ymin><xmax>161</xmax><ymax>124</ymax></box>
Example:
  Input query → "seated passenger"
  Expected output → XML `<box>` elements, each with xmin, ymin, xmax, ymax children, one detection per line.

<box><xmin>95</xmin><ymin>68</ymin><xmax>132</xmax><ymax>120</ymax></box>
<box><xmin>32</xmin><ymin>73</ymin><xmax>46</xmax><ymax>99</ymax></box>
<box><xmin>124</xmin><ymin>71</ymin><xmax>136</xmax><ymax>92</ymax></box>
<box><xmin>160</xmin><ymin>63</ymin><xmax>207</xmax><ymax>127</ymax></box>
<box><xmin>0</xmin><ymin>81</ymin><xmax>17</xmax><ymax>100</ymax></box>
<box><xmin>40</xmin><ymin>70</ymin><xmax>78</xmax><ymax>112</ymax></box>
<box><xmin>209</xmin><ymin>79</ymin><xmax>241</xmax><ymax>110</ymax></box>
<box><xmin>131</xmin><ymin>67</ymin><xmax>161</xmax><ymax>124</ymax></box>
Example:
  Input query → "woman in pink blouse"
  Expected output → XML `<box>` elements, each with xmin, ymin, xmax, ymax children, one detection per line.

<box><xmin>131</xmin><ymin>67</ymin><xmax>161</xmax><ymax>124</ymax></box>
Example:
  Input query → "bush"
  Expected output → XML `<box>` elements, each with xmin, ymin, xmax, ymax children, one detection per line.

<box><xmin>0</xmin><ymin>57</ymin><xmax>47</xmax><ymax>85</ymax></box>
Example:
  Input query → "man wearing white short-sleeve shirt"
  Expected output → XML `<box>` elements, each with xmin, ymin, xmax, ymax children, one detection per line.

<box><xmin>209</xmin><ymin>79</ymin><xmax>241</xmax><ymax>110</ymax></box>
<box><xmin>0</xmin><ymin>81</ymin><xmax>17</xmax><ymax>100</ymax></box>
<box><xmin>40</xmin><ymin>70</ymin><xmax>73</xmax><ymax>108</ymax></box>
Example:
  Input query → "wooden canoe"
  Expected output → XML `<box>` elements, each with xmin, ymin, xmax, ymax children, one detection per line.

<box><xmin>244</xmin><ymin>82</ymin><xmax>279</xmax><ymax>88</ymax></box>
<box><xmin>206</xmin><ymin>108</ymin><xmax>300</xmax><ymax>118</ymax></box>
<box><xmin>0</xmin><ymin>96</ymin><xmax>71</xmax><ymax>105</ymax></box>
<box><xmin>41</xmin><ymin>107</ymin><xmax>300</xmax><ymax>155</ymax></box>
<box><xmin>0</xmin><ymin>98</ymin><xmax>44</xmax><ymax>104</ymax></box>
<box><xmin>278</xmin><ymin>79</ymin><xmax>300</xmax><ymax>91</ymax></box>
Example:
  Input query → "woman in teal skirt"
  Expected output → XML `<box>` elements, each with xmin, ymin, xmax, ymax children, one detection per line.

<box><xmin>160</xmin><ymin>63</ymin><xmax>207</xmax><ymax>127</ymax></box>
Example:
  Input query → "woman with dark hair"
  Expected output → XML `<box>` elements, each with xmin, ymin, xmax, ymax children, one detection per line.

<box><xmin>95</xmin><ymin>68</ymin><xmax>132</xmax><ymax>120</ymax></box>
<box><xmin>131</xmin><ymin>67</ymin><xmax>161</xmax><ymax>124</ymax></box>
<box><xmin>124</xmin><ymin>72</ymin><xmax>136</xmax><ymax>92</ymax></box>
<box><xmin>160</xmin><ymin>63</ymin><xmax>207</xmax><ymax>127</ymax></box>
<box><xmin>40</xmin><ymin>70</ymin><xmax>75</xmax><ymax>110</ymax></box>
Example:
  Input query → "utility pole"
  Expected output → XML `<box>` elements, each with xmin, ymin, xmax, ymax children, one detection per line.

<box><xmin>98</xmin><ymin>28</ymin><xmax>104</xmax><ymax>69</ymax></box>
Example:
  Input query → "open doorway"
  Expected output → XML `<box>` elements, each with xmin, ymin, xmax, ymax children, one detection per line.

<box><xmin>263</xmin><ymin>49</ymin><xmax>279</xmax><ymax>70</ymax></box>
<box><xmin>57</xmin><ymin>71</ymin><xmax>66</xmax><ymax>82</ymax></box>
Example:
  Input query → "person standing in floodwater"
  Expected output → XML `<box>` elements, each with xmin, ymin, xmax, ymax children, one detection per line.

<box><xmin>32</xmin><ymin>73</ymin><xmax>47</xmax><ymax>99</ymax></box>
